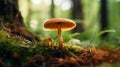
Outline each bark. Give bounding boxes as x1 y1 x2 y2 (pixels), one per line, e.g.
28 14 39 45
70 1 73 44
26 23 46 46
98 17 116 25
0 0 24 27
71 0 84 33
100 0 109 38
0 0 40 41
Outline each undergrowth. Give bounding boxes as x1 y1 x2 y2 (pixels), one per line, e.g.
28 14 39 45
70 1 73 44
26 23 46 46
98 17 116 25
0 30 120 67
0 30 83 66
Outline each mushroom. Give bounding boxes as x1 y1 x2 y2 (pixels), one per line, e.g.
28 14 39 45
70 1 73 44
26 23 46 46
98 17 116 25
43 38 53 47
44 18 76 49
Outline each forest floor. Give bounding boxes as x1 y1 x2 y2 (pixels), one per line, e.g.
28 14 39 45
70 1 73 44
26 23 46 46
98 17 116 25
0 29 120 67
22 46 120 67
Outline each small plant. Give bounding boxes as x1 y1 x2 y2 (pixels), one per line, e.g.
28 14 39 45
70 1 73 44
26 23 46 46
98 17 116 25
88 29 116 46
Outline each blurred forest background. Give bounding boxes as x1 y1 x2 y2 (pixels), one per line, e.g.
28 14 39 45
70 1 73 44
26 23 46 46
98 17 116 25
18 0 120 47
0 0 120 67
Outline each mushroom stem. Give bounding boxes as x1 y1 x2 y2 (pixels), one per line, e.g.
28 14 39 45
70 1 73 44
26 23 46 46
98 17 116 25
58 25 63 49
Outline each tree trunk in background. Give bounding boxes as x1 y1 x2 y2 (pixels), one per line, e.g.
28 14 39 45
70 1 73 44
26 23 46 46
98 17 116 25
50 0 55 18
0 0 40 41
100 0 109 38
71 0 84 33
26 0 32 28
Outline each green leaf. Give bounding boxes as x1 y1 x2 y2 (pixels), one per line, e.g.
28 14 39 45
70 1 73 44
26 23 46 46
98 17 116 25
97 30 116 37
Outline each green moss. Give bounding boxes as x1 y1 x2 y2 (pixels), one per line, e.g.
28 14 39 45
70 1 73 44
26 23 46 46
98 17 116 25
0 30 82 58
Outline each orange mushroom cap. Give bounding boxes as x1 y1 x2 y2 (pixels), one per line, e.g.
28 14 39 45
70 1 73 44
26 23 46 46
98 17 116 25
43 38 53 43
44 18 76 31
